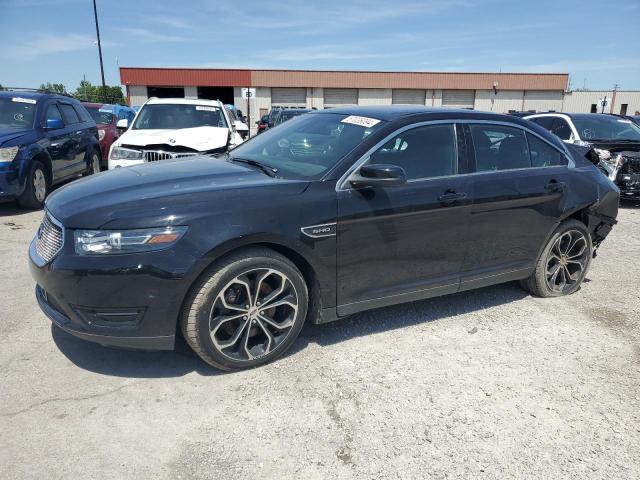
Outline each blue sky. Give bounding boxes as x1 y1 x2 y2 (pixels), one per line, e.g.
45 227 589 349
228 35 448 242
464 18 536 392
1 0 639 92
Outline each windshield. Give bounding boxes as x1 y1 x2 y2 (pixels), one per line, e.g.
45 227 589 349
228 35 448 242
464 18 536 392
85 106 115 125
229 112 385 180
132 103 228 130
0 97 36 129
573 115 640 141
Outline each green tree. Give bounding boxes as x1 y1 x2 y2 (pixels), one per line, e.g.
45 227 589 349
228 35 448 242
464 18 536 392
73 80 125 105
38 82 66 94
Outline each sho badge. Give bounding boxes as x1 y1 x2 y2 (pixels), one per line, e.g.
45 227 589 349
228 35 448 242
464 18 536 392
301 223 336 239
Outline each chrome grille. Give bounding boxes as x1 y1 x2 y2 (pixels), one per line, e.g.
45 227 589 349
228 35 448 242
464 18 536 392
143 150 199 162
35 212 63 263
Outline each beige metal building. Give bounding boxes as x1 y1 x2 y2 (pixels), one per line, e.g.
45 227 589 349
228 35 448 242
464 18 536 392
119 67 639 134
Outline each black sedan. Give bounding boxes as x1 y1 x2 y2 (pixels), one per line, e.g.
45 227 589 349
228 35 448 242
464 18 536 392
30 106 619 370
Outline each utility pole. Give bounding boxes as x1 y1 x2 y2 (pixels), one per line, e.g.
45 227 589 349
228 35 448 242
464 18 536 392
92 0 107 103
611 83 620 115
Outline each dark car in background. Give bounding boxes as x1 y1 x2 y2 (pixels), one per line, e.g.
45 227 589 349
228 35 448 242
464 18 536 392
256 114 269 134
268 107 312 128
30 106 619 370
82 103 136 168
0 91 100 208
526 112 640 199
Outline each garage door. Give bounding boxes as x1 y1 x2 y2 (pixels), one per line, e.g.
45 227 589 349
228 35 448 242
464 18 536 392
324 88 358 108
392 89 426 105
271 88 307 107
442 90 475 109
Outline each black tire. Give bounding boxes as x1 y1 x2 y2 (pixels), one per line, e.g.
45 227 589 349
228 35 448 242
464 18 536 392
84 150 101 176
180 248 308 370
520 219 592 298
17 161 48 209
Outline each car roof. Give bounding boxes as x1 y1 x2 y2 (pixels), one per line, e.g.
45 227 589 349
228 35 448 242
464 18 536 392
314 105 543 125
145 97 222 106
0 90 72 101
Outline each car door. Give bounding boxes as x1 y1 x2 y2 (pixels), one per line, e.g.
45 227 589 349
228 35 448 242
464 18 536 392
42 102 73 181
460 122 571 288
336 122 473 315
58 102 86 174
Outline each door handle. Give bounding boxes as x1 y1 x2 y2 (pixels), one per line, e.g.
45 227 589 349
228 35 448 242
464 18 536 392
438 191 467 205
545 180 566 193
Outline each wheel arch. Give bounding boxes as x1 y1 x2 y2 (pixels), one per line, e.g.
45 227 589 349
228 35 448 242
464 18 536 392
22 147 53 186
176 236 325 336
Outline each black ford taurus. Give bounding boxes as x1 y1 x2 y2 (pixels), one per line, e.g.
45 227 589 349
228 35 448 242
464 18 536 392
29 106 619 370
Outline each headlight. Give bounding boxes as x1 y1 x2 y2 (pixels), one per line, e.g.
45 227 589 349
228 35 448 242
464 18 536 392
0 146 19 162
110 146 143 161
74 226 188 255
98 129 106 141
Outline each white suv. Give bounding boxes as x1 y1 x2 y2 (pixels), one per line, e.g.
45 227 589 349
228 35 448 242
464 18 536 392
108 98 244 169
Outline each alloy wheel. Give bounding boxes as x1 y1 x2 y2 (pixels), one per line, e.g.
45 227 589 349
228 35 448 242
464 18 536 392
545 229 589 293
209 268 299 362
92 153 100 174
33 169 46 202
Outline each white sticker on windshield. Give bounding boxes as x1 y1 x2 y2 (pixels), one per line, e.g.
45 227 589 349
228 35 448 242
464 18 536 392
341 115 381 128
12 97 36 104
196 105 217 111
618 119 632 124
99 107 113 112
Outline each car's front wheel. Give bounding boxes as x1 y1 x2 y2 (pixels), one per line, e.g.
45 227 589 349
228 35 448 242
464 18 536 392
181 248 308 370
521 219 592 297
17 161 48 209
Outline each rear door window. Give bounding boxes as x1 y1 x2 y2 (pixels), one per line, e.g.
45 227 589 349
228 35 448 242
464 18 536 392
527 133 568 167
74 104 93 123
59 103 80 125
470 124 530 171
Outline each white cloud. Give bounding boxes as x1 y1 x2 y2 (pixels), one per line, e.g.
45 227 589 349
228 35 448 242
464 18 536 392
113 27 188 43
0 33 120 59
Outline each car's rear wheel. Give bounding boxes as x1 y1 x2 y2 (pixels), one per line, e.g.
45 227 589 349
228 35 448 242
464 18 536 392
180 248 308 370
85 151 101 175
521 219 592 297
17 161 48 209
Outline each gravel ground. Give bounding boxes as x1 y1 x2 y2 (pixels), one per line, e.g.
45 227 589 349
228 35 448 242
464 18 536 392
1 202 639 480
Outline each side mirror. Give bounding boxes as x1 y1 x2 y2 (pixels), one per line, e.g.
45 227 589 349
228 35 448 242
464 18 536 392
349 163 407 188
116 118 128 129
45 118 64 130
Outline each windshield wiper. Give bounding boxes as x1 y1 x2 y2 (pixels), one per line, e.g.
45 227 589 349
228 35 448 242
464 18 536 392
228 157 279 177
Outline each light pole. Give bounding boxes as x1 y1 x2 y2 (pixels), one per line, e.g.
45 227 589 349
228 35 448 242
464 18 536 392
92 0 107 102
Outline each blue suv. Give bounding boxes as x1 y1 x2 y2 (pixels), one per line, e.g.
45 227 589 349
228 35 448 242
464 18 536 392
0 91 100 208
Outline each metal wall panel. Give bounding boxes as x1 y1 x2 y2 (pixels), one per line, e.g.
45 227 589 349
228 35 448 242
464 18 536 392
522 90 564 112
392 89 426 104
324 88 358 107
271 87 307 106
442 90 475 109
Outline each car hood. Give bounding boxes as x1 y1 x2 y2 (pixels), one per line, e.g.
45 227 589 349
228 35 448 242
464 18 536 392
0 127 32 146
117 126 229 151
45 156 308 229
587 140 640 153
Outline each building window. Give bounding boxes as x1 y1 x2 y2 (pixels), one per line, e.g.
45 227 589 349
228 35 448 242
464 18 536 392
590 104 597 113
620 104 628 116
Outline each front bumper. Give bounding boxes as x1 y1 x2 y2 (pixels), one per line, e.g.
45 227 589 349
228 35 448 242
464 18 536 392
0 168 23 200
28 235 204 351
35 285 174 350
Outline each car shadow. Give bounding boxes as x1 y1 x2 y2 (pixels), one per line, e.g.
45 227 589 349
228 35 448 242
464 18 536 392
52 281 528 378
0 202 40 217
